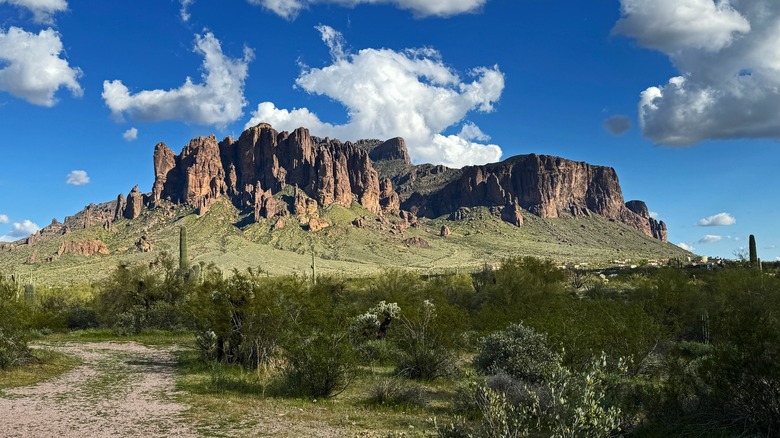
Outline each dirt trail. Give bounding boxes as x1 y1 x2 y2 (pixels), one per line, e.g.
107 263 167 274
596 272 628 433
0 342 195 438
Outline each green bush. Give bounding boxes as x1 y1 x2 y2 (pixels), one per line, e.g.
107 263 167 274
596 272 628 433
475 323 559 383
0 275 33 368
95 252 187 333
284 330 357 398
393 299 464 380
447 354 624 438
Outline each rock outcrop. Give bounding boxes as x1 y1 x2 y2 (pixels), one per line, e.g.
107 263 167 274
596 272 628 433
626 200 668 241
369 137 411 165
402 154 667 241
125 185 144 219
150 125 382 218
57 240 110 257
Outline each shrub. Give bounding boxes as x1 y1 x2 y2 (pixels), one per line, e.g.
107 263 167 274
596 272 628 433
187 268 307 367
368 378 428 407
447 355 624 438
284 330 357 398
475 323 559 383
393 299 463 380
0 275 33 368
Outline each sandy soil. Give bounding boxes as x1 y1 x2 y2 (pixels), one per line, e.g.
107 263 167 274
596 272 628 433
0 342 195 438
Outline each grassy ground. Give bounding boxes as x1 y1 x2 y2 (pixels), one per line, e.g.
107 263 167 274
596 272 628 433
0 348 81 391
0 198 691 286
44 329 195 347
175 348 459 437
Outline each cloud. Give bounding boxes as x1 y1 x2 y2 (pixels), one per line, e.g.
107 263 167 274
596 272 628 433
616 1 780 146
247 0 487 20
678 242 695 252
458 121 491 142
0 214 8 224
246 26 504 168
103 32 254 127
123 127 138 141
614 0 750 53
603 115 632 136
698 234 723 244
180 0 194 21
66 170 89 185
315 24 347 61
0 0 68 23
697 212 736 226
0 27 82 106
649 211 659 219
0 220 40 242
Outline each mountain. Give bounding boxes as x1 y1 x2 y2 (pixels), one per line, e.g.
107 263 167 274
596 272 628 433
0 124 687 285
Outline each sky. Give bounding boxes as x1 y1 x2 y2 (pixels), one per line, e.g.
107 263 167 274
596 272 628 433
1 0 779 260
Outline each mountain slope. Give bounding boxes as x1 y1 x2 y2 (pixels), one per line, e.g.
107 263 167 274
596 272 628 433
0 124 689 285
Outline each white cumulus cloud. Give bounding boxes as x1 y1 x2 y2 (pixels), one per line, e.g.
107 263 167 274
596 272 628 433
0 220 40 242
66 170 89 185
103 32 254 127
678 242 695 252
0 214 8 224
697 212 736 226
0 27 82 106
0 0 68 23
699 234 723 244
248 0 487 20
123 127 138 141
246 26 504 168
649 211 659 219
617 1 780 146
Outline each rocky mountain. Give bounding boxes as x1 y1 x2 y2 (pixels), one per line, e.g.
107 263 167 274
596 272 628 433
4 123 668 253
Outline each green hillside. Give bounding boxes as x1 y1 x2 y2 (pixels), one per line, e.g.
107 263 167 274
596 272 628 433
0 198 690 286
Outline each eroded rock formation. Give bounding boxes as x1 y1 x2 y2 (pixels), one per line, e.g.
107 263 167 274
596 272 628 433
57 240 110 257
402 154 666 241
148 124 382 218
19 123 667 247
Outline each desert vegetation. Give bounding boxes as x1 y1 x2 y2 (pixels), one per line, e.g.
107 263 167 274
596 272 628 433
2 251 779 436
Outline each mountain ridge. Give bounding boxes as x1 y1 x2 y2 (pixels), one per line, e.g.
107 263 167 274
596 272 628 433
0 123 686 285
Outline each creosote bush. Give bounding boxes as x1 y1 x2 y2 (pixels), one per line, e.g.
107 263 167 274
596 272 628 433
0 275 33 368
475 322 559 383
393 299 463 380
284 330 357 398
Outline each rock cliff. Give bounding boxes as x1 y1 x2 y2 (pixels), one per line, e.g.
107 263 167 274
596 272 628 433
20 123 666 246
399 154 667 241
146 124 381 219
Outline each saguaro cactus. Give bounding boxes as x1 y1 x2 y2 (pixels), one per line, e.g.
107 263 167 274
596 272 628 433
24 283 35 303
749 234 758 266
180 226 189 271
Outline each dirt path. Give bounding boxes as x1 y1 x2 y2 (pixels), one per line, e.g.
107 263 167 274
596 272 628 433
0 342 196 438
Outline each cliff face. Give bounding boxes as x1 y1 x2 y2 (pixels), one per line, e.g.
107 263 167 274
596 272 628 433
148 124 382 218
401 154 667 241
37 123 665 246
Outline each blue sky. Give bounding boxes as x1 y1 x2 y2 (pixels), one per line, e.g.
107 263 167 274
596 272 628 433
1 0 778 260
